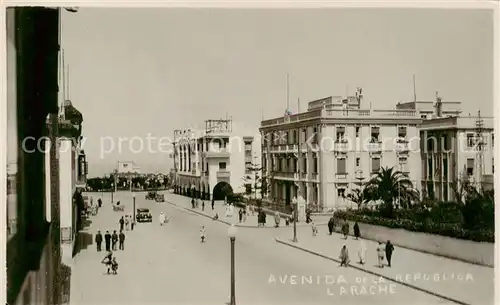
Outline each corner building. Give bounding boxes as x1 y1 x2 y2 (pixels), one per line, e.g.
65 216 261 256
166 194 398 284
173 118 261 200
260 94 422 211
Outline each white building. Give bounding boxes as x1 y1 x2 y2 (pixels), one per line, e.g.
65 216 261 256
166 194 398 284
173 118 261 200
398 98 495 201
260 89 422 212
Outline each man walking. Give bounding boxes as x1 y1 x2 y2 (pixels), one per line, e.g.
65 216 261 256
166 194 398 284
98 197 102 208
119 216 124 232
119 230 125 250
385 240 395 267
211 199 215 210
328 216 335 235
104 231 111 252
201 200 205 211
112 230 118 251
95 230 103 251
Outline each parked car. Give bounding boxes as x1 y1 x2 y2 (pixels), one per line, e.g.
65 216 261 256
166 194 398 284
146 191 157 200
136 208 152 222
155 194 165 203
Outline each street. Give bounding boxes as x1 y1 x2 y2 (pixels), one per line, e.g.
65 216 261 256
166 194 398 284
70 191 460 305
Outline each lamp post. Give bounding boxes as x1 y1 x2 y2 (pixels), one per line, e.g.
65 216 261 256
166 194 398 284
292 196 298 242
227 225 237 305
132 193 136 230
111 182 114 203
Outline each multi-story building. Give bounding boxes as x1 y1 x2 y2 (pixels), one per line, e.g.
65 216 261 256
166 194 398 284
397 98 495 202
260 90 423 211
173 118 261 200
6 7 85 305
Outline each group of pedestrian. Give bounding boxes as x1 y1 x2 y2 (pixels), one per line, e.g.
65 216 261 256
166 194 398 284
238 208 247 223
257 209 267 227
327 217 361 240
95 230 126 252
338 239 394 268
119 215 134 231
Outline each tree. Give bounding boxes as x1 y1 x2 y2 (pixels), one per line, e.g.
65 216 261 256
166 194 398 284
242 157 262 200
364 166 418 217
346 187 369 209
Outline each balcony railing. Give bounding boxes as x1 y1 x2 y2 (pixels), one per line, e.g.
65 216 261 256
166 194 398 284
203 147 231 158
366 142 382 152
216 170 231 179
396 142 410 153
312 173 319 180
334 142 349 152
272 172 299 180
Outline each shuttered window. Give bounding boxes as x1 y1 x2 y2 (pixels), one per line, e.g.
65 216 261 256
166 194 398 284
371 158 380 173
337 158 346 174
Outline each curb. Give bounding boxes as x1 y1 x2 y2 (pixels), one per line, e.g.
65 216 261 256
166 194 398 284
166 201 328 229
275 237 470 305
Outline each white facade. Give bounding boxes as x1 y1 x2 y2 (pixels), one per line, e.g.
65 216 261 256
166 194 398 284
173 119 261 199
261 94 422 211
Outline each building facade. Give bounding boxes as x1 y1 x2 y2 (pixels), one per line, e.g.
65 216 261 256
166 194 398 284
398 100 495 202
260 92 422 211
173 119 261 200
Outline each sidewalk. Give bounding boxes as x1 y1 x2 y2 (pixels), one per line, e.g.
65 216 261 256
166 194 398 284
275 228 494 305
164 192 330 228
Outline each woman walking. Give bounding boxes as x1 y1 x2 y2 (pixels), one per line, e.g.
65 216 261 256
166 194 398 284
339 245 350 267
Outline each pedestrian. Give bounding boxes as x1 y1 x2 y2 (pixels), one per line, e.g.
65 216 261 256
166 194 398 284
243 207 247 222
306 209 312 223
385 240 395 267
274 211 280 228
376 241 385 268
95 230 103 251
250 204 254 216
200 225 206 243
104 231 111 252
98 197 102 208
111 230 118 251
159 212 166 226
311 221 318 236
225 204 230 218
339 245 350 267
191 198 195 209
119 230 125 250
238 208 243 223
119 216 124 232
125 215 130 230
342 221 349 239
353 222 360 239
328 216 334 235
212 211 219 220
211 199 215 210
357 239 367 265
202 200 205 211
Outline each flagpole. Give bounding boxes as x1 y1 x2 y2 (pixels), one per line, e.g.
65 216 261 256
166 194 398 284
413 74 417 102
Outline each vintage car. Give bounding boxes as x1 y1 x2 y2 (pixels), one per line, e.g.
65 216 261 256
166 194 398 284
145 191 157 200
136 208 152 222
155 194 165 203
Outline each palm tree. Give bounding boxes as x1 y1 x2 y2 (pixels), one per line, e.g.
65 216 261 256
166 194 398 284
364 166 418 215
346 188 368 209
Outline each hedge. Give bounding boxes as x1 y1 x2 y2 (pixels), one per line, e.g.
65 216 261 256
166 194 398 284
333 210 494 243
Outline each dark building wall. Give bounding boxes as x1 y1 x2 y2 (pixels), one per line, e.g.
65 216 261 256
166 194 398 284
6 7 61 305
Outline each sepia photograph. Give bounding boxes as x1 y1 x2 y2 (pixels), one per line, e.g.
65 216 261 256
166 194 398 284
2 3 498 305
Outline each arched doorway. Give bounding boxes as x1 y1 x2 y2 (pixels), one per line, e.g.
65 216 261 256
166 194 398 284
213 182 233 201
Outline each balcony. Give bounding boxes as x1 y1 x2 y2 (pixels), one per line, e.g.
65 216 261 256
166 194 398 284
365 142 382 153
311 173 319 180
396 140 410 153
273 172 299 180
334 141 349 153
300 172 308 180
216 170 231 179
203 147 230 158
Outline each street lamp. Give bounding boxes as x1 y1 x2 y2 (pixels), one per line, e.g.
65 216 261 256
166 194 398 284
132 193 136 230
227 225 237 305
292 196 298 243
111 182 114 203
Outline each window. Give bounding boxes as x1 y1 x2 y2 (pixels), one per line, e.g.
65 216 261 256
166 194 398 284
356 157 360 167
294 158 298 172
398 157 408 172
443 158 448 178
219 162 226 170
428 158 433 179
492 133 494 147
292 130 297 144
336 127 345 142
337 188 346 198
355 126 360 138
244 142 252 151
337 158 346 174
442 135 450 151
285 132 289 144
313 127 318 143
313 154 318 173
443 184 448 201
427 136 435 151
467 134 474 147
206 163 208 173
371 158 380 173
467 158 474 176
370 127 380 142
398 126 407 138
302 157 307 173
421 114 427 119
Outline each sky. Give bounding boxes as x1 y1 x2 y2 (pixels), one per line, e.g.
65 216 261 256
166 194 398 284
60 8 494 177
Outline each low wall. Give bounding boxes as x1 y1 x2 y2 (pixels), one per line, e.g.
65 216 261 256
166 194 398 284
344 220 494 267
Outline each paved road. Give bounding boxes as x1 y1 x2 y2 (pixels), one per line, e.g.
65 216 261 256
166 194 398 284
70 191 456 305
